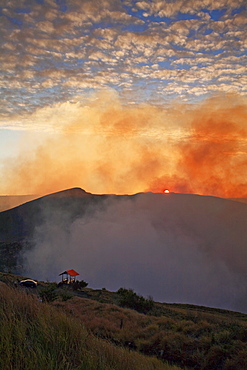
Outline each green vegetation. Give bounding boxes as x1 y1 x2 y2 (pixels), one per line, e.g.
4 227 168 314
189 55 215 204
1 272 247 369
39 284 58 303
72 280 88 291
117 287 154 313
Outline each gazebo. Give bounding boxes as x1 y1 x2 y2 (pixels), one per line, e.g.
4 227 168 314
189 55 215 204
59 269 79 284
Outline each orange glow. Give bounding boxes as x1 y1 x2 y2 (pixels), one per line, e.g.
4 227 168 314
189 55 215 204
0 93 246 198
164 189 170 194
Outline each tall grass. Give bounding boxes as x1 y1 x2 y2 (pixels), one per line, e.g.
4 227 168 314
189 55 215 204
0 282 179 370
54 295 247 369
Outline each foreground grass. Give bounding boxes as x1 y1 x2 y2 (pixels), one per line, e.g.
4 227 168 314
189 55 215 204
1 272 247 369
0 282 179 370
54 296 247 369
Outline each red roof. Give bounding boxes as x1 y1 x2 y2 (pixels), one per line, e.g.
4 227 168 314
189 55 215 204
59 269 79 277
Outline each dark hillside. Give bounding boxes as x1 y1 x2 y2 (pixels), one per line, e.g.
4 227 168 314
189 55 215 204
0 188 247 313
0 188 106 242
0 188 109 272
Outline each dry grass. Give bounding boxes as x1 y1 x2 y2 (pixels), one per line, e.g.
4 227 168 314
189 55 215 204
53 294 247 369
1 272 247 369
0 282 179 370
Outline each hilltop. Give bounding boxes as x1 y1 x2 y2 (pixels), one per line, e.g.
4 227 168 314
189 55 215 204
0 272 247 370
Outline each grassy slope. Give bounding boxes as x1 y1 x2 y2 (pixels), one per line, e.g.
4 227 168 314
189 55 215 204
0 280 179 370
1 273 247 369
53 292 247 369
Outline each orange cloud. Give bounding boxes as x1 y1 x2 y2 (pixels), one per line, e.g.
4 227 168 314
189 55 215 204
0 93 246 198
147 95 247 197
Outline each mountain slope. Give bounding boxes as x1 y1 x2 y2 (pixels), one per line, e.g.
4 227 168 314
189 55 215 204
0 188 108 241
0 195 39 212
0 188 247 313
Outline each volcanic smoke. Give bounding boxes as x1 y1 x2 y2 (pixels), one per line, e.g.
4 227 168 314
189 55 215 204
0 92 246 198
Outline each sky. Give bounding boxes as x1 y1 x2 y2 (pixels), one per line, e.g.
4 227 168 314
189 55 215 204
0 0 247 197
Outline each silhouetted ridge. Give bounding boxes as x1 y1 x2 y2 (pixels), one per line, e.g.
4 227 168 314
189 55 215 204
0 187 106 245
44 187 91 199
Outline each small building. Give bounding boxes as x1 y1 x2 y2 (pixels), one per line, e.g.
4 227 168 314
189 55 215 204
59 269 79 284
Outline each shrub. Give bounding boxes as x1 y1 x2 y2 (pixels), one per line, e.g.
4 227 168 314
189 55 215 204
39 285 58 302
203 345 228 370
59 292 73 301
72 280 88 291
117 288 154 313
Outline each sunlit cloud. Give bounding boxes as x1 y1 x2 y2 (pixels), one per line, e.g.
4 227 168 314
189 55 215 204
0 92 246 198
0 0 246 120
0 0 246 197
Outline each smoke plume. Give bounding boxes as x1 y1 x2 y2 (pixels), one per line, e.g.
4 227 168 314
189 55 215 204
22 192 247 313
0 92 246 198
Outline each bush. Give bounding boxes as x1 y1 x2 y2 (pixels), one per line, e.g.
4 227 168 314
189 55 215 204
203 345 228 370
59 292 73 301
117 288 154 313
72 279 88 291
39 285 58 302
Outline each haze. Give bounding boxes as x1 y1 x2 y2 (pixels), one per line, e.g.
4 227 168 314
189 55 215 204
21 191 247 313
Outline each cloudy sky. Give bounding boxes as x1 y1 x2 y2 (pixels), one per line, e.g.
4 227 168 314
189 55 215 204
0 0 247 197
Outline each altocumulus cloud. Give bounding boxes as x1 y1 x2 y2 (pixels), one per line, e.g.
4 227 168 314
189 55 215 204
0 0 246 117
